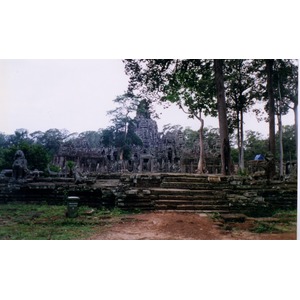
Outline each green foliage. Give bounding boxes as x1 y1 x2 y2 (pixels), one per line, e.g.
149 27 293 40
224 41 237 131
237 168 249 177
100 127 115 147
230 148 239 164
77 131 101 148
66 160 75 170
251 222 278 233
7 129 32 146
31 128 70 156
276 125 296 161
183 127 198 149
48 164 61 172
244 130 268 161
125 59 217 120
210 212 221 221
106 93 145 160
0 141 50 171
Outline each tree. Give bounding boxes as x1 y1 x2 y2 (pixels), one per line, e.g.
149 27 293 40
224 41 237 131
183 127 199 149
31 128 71 156
100 127 115 148
287 61 298 153
77 130 102 148
276 125 296 161
272 60 298 173
244 130 268 161
265 59 276 162
6 129 32 146
107 93 143 168
0 141 50 171
162 60 216 173
0 132 8 148
224 59 256 171
250 59 298 176
214 59 232 175
124 59 233 174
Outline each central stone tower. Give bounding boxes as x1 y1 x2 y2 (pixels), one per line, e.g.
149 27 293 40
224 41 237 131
133 100 159 150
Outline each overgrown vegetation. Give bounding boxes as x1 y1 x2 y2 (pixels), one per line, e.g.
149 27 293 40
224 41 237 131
0 203 136 240
209 209 297 236
251 209 297 233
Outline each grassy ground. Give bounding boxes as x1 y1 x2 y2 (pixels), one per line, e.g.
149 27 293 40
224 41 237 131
250 209 297 233
1 203 297 239
211 209 297 235
0 203 133 240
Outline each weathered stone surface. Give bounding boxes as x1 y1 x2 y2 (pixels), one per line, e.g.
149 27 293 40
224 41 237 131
220 214 247 223
0 173 297 215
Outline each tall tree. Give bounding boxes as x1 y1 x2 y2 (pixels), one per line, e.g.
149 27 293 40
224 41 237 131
30 128 71 156
275 125 296 161
250 59 298 176
107 93 143 169
7 129 32 146
162 60 216 173
224 59 256 171
266 59 276 162
272 59 298 174
214 59 232 175
124 59 233 175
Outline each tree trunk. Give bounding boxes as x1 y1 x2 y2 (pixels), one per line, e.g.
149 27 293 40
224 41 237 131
214 59 231 175
196 111 206 174
266 59 276 177
278 111 283 177
237 109 245 172
277 81 284 177
294 102 298 159
266 60 276 156
237 109 241 168
240 110 245 170
119 149 124 172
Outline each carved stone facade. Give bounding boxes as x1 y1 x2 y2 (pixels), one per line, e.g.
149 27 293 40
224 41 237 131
55 107 221 174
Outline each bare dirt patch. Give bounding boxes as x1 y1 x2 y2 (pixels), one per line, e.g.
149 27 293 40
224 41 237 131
87 211 296 240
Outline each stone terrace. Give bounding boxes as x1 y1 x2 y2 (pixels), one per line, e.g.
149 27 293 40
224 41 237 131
1 173 296 216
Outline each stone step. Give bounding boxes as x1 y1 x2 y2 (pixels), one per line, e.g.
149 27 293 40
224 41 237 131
158 194 225 201
163 175 228 183
150 188 224 196
163 176 209 183
155 199 228 205
155 204 229 210
160 182 228 190
156 209 230 213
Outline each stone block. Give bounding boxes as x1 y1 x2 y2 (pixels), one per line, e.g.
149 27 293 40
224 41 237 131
253 196 264 203
220 214 246 223
125 189 139 195
243 192 257 197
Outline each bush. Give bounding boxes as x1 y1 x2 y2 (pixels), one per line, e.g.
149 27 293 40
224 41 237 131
0 142 50 171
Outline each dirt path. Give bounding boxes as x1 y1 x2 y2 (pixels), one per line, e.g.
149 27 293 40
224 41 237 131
88 212 296 240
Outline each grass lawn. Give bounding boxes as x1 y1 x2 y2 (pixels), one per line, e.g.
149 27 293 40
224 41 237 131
0 203 132 240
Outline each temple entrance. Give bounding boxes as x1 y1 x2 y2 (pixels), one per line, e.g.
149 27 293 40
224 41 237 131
139 154 153 172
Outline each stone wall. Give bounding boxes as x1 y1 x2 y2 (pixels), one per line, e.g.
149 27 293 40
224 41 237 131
0 180 106 207
0 174 297 216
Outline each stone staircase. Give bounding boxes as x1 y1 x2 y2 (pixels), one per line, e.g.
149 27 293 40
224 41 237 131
154 175 229 212
118 174 231 213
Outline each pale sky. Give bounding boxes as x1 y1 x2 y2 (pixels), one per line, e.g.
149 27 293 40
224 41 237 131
0 59 295 137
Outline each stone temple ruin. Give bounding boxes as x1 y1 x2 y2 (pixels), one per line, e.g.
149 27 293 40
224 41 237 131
0 104 297 215
53 104 221 174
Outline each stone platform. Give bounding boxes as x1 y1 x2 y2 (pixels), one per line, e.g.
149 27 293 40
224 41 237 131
0 173 297 215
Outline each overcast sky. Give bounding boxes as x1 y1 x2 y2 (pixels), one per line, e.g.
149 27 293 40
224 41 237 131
0 59 295 137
